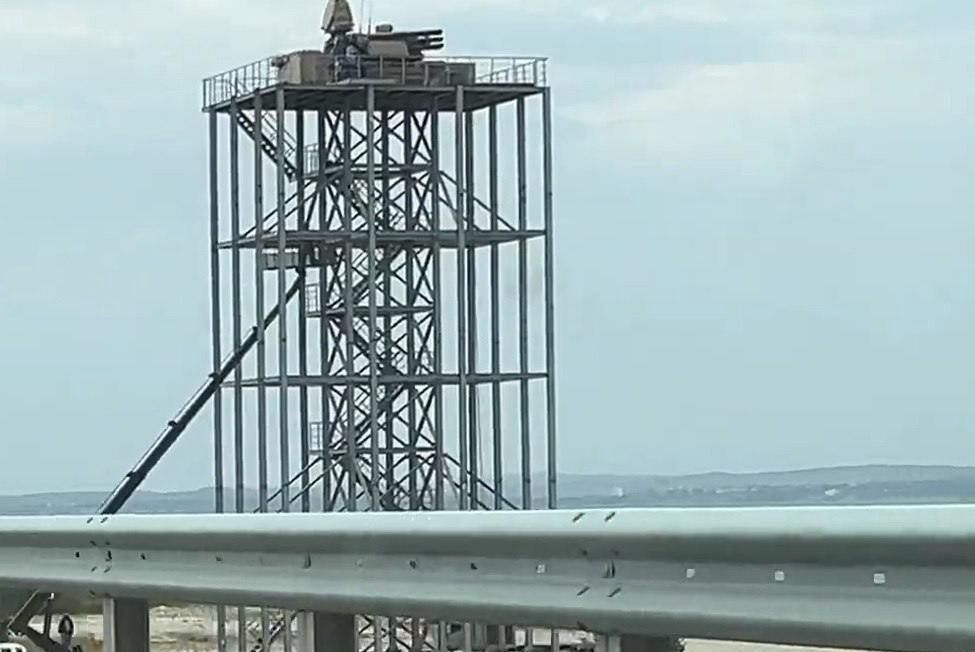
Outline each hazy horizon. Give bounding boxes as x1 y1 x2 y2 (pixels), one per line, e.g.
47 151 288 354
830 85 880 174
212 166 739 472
4 462 975 498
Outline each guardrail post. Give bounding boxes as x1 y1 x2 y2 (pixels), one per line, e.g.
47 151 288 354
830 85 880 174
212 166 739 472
298 612 355 652
102 598 149 652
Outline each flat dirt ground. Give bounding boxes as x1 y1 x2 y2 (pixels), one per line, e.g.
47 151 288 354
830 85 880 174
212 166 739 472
15 610 856 652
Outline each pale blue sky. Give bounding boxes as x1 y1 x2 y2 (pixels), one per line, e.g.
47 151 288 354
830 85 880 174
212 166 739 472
1 1 973 493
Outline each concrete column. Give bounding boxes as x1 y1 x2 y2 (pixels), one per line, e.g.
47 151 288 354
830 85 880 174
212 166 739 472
596 635 684 652
485 625 514 649
298 612 355 652
102 598 149 652
595 634 620 652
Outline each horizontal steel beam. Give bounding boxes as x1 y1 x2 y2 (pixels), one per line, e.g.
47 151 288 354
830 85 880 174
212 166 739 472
1 506 975 652
234 372 547 387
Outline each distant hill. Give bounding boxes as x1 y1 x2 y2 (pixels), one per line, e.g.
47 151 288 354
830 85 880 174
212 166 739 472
561 464 975 491
2 465 975 514
0 488 266 516
555 465 975 508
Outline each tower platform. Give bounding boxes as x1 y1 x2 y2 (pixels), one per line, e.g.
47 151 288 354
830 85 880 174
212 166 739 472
203 53 547 112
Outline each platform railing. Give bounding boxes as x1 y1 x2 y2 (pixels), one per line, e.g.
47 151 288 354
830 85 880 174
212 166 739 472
203 55 548 108
202 56 278 108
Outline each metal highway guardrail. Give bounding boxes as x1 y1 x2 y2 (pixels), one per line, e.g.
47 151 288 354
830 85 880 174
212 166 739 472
1 506 974 652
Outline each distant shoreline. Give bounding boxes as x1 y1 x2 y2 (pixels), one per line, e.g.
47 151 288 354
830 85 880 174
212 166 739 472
3 464 975 514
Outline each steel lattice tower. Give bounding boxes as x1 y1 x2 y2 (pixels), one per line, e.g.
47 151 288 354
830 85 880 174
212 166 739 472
204 52 555 651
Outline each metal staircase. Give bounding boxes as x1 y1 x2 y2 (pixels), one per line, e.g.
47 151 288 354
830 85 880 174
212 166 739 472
236 110 299 180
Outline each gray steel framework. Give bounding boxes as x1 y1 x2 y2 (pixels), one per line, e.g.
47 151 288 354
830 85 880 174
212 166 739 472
206 77 555 651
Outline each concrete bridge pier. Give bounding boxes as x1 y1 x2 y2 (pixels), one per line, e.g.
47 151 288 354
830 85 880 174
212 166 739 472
102 598 149 652
298 612 356 652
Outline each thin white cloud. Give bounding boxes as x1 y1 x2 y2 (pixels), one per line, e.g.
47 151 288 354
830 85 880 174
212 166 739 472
563 61 813 182
580 0 898 28
0 3 132 46
0 104 65 146
0 5 91 40
561 21 974 183
584 2 726 25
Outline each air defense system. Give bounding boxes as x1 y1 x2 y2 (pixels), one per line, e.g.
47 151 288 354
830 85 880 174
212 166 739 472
274 0 475 86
